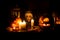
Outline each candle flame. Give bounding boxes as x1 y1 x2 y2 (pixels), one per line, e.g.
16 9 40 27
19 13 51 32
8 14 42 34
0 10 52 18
31 19 34 22
23 20 26 24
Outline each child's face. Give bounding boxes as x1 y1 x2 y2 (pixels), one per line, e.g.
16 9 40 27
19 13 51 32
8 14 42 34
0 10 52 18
25 13 33 22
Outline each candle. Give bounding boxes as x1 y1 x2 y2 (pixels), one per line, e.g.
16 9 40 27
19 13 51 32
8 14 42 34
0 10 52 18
23 20 26 26
31 19 34 27
19 21 22 29
22 20 26 28
19 20 26 29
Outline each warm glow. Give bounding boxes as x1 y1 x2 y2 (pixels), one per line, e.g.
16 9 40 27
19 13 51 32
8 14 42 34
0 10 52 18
16 19 22 24
23 20 26 26
31 19 34 27
19 22 22 25
21 20 26 28
55 17 60 24
56 17 59 20
39 16 43 23
31 19 34 23
43 18 49 22
43 24 50 26
39 16 50 27
56 21 60 24
43 24 46 26
13 27 15 29
12 18 22 27
12 23 16 27
8 17 22 32
47 24 50 26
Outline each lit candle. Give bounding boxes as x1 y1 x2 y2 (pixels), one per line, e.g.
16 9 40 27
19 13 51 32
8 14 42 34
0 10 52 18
19 21 22 29
22 20 26 28
19 20 26 28
23 20 26 26
31 19 34 27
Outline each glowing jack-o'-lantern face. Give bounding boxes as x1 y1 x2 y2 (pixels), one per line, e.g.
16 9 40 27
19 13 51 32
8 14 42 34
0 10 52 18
7 17 22 32
25 11 33 22
39 16 50 27
11 18 22 28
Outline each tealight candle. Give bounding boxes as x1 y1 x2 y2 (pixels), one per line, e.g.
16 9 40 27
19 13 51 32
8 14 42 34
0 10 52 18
23 20 26 26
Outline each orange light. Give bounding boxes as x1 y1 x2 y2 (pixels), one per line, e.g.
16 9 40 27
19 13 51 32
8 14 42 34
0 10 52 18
13 27 16 29
12 23 16 27
31 19 34 27
39 16 50 27
56 17 59 20
43 24 46 26
56 21 60 24
8 17 22 32
47 24 50 26
43 24 50 26
43 18 49 22
55 17 60 24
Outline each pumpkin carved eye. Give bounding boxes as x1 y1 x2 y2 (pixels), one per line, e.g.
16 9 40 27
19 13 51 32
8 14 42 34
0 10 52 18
43 18 49 22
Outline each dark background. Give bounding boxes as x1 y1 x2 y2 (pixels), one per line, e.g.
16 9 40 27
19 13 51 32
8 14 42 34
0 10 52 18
0 0 59 32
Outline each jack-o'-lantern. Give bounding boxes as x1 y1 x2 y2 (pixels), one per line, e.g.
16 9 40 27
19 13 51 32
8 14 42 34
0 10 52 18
12 17 22 28
7 5 23 32
7 17 22 32
39 16 50 28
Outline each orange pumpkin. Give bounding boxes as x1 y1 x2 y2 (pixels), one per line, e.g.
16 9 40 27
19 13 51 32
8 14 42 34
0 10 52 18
39 16 50 27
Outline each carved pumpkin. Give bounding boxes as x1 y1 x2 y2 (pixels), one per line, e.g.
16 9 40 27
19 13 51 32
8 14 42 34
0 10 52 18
7 17 22 32
39 16 50 27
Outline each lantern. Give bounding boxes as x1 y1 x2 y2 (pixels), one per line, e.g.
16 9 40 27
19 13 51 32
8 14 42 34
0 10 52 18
11 4 20 18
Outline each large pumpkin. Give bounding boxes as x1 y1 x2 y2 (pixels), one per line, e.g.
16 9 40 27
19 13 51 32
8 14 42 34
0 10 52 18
11 18 22 30
39 16 50 27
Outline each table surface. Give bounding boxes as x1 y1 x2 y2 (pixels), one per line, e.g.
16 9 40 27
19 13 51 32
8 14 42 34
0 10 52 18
7 26 41 32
